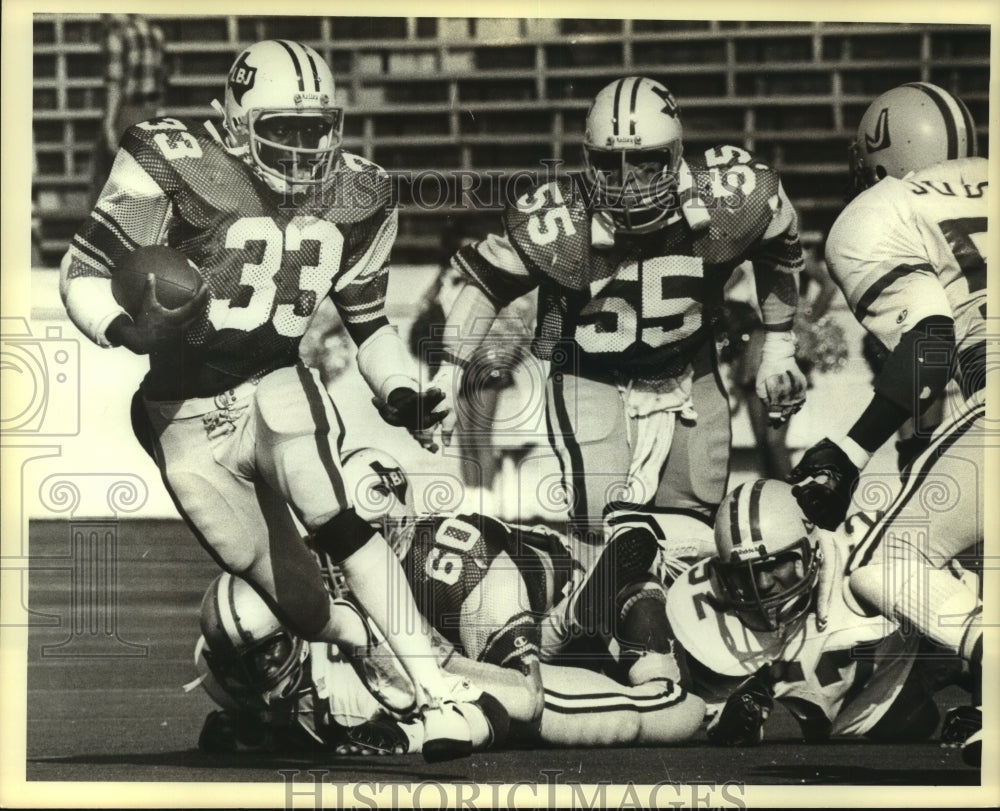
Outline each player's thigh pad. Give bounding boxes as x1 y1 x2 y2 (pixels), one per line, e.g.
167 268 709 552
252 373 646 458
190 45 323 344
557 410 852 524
546 370 630 525
144 400 268 573
849 399 984 571
252 365 351 530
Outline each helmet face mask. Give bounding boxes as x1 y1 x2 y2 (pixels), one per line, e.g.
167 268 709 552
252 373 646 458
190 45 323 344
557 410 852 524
200 573 307 708
713 480 821 634
249 109 343 187
713 538 818 633
583 76 684 234
847 81 977 200
222 40 344 192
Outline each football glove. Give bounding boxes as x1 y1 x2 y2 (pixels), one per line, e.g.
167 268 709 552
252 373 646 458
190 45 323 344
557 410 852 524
755 331 807 427
787 438 860 530
706 672 774 747
372 386 449 450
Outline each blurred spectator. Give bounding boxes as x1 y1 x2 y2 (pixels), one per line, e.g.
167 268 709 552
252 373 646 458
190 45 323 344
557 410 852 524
89 14 167 208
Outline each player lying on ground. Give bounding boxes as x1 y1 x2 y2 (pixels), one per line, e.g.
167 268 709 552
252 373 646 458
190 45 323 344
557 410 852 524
419 76 808 546
665 479 975 753
785 81 986 767
189 448 706 753
60 39 473 760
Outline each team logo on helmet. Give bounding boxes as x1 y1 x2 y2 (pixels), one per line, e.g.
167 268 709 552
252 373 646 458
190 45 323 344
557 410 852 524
864 108 891 152
650 83 680 117
371 460 408 504
228 52 257 105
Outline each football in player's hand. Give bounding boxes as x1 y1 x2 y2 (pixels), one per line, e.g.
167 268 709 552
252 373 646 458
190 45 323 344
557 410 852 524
112 245 204 316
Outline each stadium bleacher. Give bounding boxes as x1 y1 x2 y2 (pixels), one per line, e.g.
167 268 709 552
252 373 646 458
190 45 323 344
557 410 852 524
31 15 990 266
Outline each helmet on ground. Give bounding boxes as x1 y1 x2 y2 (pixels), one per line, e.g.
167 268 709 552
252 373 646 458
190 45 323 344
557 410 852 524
222 39 343 191
712 479 821 633
341 447 417 556
199 572 307 707
848 82 977 199
583 76 684 234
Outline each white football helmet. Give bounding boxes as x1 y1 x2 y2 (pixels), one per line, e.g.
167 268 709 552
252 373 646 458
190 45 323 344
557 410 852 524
583 76 684 234
848 82 977 199
341 447 417 556
221 39 343 191
199 572 307 707
713 479 821 633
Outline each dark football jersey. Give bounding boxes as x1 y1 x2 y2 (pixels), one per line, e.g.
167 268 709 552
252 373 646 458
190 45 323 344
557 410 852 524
64 116 396 399
454 146 803 381
401 513 576 675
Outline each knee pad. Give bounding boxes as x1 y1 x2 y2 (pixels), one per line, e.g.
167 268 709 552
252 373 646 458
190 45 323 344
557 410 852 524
312 508 378 563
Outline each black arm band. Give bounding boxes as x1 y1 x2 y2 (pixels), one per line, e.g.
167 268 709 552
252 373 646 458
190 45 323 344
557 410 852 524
847 392 912 455
872 315 955 413
311 508 378 564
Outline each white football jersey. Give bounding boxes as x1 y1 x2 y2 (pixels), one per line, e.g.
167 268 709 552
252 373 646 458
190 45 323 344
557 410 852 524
825 157 988 367
666 515 920 736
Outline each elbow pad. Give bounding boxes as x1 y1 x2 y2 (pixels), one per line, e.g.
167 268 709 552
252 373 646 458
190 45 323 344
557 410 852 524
873 315 955 414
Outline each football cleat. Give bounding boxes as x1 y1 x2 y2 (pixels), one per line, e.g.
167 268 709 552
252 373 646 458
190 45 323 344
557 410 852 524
339 713 422 756
940 705 982 768
705 671 775 747
565 525 661 639
420 700 474 762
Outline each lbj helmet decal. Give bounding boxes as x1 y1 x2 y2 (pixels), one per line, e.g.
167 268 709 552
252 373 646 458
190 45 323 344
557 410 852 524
228 51 257 105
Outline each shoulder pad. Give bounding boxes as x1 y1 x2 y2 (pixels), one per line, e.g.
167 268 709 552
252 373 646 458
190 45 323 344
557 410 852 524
118 117 268 213
502 178 597 290
687 145 783 261
320 152 394 223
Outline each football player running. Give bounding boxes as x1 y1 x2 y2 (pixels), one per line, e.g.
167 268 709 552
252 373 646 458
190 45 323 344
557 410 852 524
666 480 973 749
424 76 807 544
785 83 985 764
192 447 705 754
60 40 469 758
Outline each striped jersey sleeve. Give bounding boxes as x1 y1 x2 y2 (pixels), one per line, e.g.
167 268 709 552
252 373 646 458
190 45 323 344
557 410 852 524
60 147 173 346
330 206 397 346
452 231 538 307
746 179 806 276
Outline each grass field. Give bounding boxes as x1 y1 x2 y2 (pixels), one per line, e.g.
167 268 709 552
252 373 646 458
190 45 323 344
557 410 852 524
17 517 986 808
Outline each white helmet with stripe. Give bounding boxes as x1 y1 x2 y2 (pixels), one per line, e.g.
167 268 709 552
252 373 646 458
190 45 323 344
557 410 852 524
341 447 416 558
848 81 977 199
221 39 343 191
199 572 307 707
713 479 821 633
583 76 684 234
